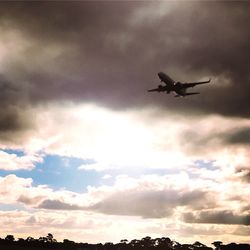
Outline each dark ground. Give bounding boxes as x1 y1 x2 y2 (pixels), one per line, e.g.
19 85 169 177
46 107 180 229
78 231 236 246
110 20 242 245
1 234 250 250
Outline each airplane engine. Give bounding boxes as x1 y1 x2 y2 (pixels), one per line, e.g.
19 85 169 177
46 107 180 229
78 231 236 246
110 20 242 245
174 82 181 89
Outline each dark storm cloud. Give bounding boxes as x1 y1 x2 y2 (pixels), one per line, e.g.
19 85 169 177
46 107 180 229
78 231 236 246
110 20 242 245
86 189 208 218
0 1 250 139
0 1 141 139
29 188 209 218
37 199 83 210
183 210 250 226
235 167 250 183
0 75 32 142
180 125 250 155
233 226 250 236
18 195 45 206
243 171 250 182
225 127 250 145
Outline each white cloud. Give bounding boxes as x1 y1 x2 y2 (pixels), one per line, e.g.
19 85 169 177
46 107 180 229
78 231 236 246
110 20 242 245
0 103 250 244
0 169 249 245
0 150 43 171
1 209 249 246
1 172 248 222
0 175 87 209
102 174 112 180
3 102 250 174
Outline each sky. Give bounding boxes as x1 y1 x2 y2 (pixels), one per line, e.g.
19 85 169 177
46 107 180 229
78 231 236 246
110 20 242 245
0 1 249 246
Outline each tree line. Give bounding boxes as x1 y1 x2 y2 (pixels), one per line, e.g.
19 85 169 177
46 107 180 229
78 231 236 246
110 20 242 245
0 233 249 250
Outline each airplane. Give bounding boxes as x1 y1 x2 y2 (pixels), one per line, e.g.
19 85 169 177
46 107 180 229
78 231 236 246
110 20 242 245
148 72 211 97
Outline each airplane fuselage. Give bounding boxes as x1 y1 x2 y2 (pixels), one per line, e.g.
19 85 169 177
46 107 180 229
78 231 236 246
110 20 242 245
157 72 188 96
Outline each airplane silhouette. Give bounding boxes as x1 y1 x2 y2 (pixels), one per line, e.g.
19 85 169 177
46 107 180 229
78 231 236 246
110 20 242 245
148 72 211 97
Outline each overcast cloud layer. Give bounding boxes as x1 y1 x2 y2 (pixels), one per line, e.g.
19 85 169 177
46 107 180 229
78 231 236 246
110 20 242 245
0 1 249 245
0 2 250 137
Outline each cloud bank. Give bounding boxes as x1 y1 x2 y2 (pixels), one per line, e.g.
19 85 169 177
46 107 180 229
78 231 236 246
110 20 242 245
0 2 249 143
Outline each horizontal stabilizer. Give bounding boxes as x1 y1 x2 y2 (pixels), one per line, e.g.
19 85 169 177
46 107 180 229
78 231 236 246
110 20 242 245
148 88 159 92
185 92 200 96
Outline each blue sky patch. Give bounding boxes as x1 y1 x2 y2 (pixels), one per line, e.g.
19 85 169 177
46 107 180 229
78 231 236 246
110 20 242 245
194 160 218 170
0 203 27 211
0 152 103 193
0 149 204 194
1 149 25 157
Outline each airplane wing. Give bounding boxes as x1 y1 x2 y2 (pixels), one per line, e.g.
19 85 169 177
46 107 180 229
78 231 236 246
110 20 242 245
183 79 211 88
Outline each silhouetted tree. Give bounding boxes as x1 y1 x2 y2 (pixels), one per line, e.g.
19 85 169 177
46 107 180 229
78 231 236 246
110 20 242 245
120 239 128 244
39 236 48 243
104 242 115 250
212 241 223 250
218 243 250 250
63 238 77 250
140 236 152 248
0 234 249 250
63 239 75 244
26 236 35 242
193 241 206 247
156 237 173 249
5 235 15 242
47 233 56 242
129 239 141 248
